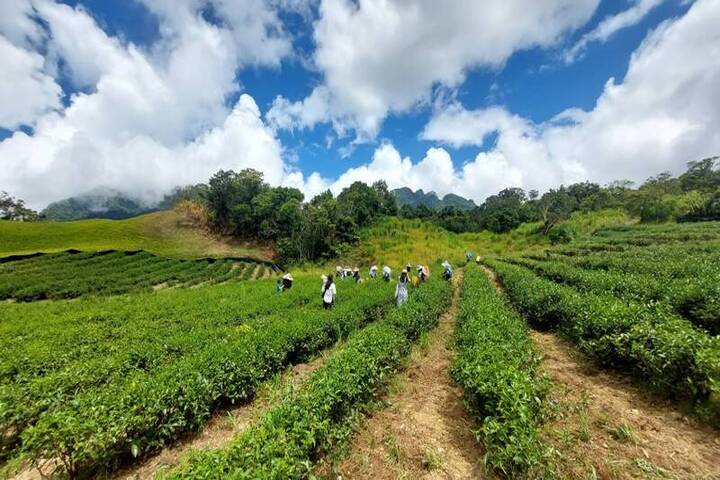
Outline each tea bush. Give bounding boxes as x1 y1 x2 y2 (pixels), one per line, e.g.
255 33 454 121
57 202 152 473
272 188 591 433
169 278 451 479
488 260 719 423
452 265 548 476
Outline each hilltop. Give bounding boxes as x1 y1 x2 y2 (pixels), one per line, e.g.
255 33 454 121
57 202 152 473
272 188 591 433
345 209 632 268
391 187 476 210
0 210 276 260
41 187 154 221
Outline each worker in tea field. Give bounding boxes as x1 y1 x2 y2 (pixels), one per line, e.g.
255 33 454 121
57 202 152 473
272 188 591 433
417 265 429 282
466 251 474 262
336 265 342 278
322 274 336 309
442 260 453 281
282 273 293 290
353 268 362 283
382 265 392 282
369 264 378 279
395 269 409 306
275 278 283 293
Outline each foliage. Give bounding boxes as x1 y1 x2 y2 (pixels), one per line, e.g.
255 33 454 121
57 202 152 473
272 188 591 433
0 191 38 221
0 250 276 302
678 157 720 193
157 184 209 210
13 278 395 476
488 259 720 424
201 170 395 263
476 188 534 233
169 278 451 479
453 265 548 476
508 252 720 335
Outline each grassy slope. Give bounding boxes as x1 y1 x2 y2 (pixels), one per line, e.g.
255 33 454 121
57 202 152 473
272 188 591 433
348 209 632 267
0 211 276 260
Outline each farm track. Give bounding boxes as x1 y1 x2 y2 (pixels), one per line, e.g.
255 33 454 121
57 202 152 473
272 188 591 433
483 266 720 480
112 350 332 480
329 272 488 480
112 348 334 480
9 352 333 480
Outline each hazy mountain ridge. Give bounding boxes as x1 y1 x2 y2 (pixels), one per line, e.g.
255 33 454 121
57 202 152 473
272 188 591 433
391 187 476 210
41 187 154 221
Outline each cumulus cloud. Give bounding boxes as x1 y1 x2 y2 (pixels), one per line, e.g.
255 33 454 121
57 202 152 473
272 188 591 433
564 0 666 63
268 0 600 138
0 0 320 209
417 0 720 200
0 36 62 129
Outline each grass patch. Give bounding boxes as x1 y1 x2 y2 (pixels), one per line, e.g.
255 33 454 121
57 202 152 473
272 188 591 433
0 210 275 260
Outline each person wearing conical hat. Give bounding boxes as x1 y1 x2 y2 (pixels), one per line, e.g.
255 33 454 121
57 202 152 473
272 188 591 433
382 265 391 282
282 272 293 290
395 269 409 306
369 264 378 279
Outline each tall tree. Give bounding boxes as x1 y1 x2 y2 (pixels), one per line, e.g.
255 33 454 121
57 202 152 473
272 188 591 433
0 191 38 221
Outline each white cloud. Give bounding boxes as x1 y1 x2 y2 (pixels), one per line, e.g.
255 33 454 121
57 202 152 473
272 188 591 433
0 0 319 209
418 0 720 200
268 0 600 138
564 0 666 63
0 35 62 129
0 0 44 48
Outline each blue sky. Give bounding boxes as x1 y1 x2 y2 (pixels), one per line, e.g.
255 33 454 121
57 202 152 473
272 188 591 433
1 0 718 208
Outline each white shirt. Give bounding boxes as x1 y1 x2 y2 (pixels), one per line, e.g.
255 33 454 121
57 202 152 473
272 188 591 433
322 282 336 303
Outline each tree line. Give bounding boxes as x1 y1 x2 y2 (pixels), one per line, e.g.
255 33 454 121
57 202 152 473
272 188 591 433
162 169 397 262
400 157 720 240
3 156 718 261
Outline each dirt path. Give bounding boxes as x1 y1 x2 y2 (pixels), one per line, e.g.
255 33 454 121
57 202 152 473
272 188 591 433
110 353 331 480
328 272 487 480
482 266 720 480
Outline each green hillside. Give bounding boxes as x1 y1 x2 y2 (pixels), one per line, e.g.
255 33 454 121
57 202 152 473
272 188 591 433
0 210 276 260
346 209 632 267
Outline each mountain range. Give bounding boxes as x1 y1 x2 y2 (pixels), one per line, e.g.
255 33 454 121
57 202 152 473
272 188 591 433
41 188 153 221
391 188 476 210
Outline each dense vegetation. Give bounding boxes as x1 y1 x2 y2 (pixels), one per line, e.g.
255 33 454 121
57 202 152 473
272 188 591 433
0 250 276 301
200 169 397 262
0 191 38 221
487 221 720 424
400 157 720 236
453 265 547 476
3 276 395 477
170 277 451 479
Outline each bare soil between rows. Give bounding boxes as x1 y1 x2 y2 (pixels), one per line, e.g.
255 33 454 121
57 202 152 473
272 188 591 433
328 272 489 480
483 265 720 480
113 357 328 480
11 353 329 480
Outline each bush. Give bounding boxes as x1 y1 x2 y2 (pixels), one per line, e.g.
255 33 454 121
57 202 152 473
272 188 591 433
453 265 548 476
170 279 451 479
488 259 719 422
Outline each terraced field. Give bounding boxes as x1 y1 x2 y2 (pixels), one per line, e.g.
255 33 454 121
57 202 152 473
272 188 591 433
489 223 720 423
0 250 279 301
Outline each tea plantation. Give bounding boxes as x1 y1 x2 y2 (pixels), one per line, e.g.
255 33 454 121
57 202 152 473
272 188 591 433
0 220 718 479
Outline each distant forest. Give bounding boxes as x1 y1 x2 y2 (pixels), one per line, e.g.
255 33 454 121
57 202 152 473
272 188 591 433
2 156 718 262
